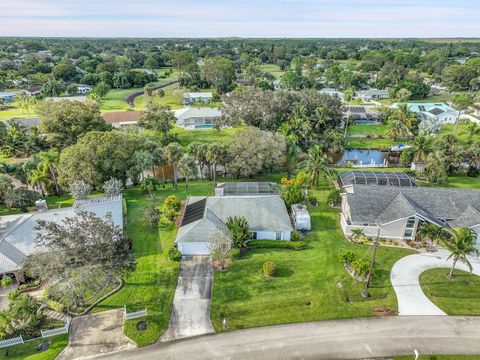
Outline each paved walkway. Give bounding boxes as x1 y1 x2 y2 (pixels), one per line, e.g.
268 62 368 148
57 309 135 360
161 256 214 341
391 249 480 315
99 316 480 360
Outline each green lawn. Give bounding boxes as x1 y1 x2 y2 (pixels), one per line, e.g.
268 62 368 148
100 88 143 112
439 124 480 148
0 106 36 120
259 64 284 79
346 124 387 136
344 136 396 149
420 268 480 316
93 182 214 346
0 334 68 360
418 176 480 190
210 178 414 332
173 127 241 147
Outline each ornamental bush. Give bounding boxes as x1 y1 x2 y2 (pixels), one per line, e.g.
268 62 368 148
291 232 301 242
339 251 356 264
262 261 277 277
248 240 306 250
168 247 182 261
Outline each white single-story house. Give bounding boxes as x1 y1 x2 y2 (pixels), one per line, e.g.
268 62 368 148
183 92 213 105
319 88 344 101
340 185 480 243
0 91 17 103
25 87 42 97
393 102 459 134
357 88 389 102
174 107 221 130
0 195 123 281
176 193 293 255
343 106 382 124
76 85 92 94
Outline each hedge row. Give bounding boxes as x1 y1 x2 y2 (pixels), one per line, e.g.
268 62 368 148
247 240 306 250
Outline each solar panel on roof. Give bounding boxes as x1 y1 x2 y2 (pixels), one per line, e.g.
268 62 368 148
181 198 207 226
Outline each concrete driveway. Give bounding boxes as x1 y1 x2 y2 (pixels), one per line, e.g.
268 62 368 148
57 309 135 360
162 256 214 340
391 249 480 315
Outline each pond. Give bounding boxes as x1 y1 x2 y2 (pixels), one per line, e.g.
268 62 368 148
331 149 399 166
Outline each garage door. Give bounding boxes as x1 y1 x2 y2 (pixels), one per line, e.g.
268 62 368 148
179 242 211 255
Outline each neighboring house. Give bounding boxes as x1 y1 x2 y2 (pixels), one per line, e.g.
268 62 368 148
343 105 382 124
102 111 141 128
0 91 17 103
174 107 221 130
25 86 42 97
338 171 417 193
176 186 293 255
340 185 480 243
393 102 459 134
357 88 389 102
1 118 40 129
76 85 92 94
183 92 213 105
319 88 344 101
0 195 123 281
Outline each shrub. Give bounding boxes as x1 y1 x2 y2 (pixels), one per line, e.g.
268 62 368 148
352 258 370 277
4 188 41 211
0 275 13 288
291 232 301 242
143 205 161 229
162 195 181 221
339 251 356 264
168 247 182 261
228 248 241 259
327 189 341 207
262 261 277 277
307 195 318 207
46 299 66 313
226 216 250 248
18 278 40 290
69 180 92 200
248 240 306 250
103 177 123 195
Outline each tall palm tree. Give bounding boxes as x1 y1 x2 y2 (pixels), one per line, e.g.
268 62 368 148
452 94 475 135
187 142 203 179
298 145 333 188
36 149 60 195
417 223 444 246
286 136 302 177
28 166 48 197
281 104 311 148
178 154 197 191
384 118 410 141
441 228 479 278
396 103 416 131
205 142 225 183
164 142 183 190
412 135 431 164
467 122 480 144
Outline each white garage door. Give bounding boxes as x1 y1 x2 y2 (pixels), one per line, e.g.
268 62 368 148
179 242 211 255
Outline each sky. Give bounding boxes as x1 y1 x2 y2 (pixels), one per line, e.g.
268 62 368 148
1 0 479 38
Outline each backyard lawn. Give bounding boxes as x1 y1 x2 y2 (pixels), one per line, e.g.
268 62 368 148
420 268 480 316
438 123 480 148
0 334 68 360
259 64 284 79
173 127 241 147
346 124 387 136
93 182 214 346
210 178 415 332
344 136 396 149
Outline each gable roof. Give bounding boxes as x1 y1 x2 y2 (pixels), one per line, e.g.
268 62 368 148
175 195 293 244
346 185 480 228
102 111 141 124
174 107 221 121
0 195 123 274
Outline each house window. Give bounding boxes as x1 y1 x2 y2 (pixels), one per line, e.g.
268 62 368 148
251 232 257 240
404 217 416 238
275 232 282 240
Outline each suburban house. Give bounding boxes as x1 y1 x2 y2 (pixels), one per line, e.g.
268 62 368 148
319 88 344 101
25 86 42 97
102 111 141 128
175 182 293 255
0 91 17 103
340 184 480 243
393 102 459 133
343 105 382 125
174 107 221 130
183 92 213 105
0 195 123 282
357 88 389 102
76 85 92 94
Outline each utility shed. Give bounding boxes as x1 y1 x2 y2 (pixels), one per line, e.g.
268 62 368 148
291 204 311 231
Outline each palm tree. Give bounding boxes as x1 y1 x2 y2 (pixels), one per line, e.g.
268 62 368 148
286 136 301 177
282 104 311 147
298 145 333 188
452 94 475 135
153 146 167 188
28 166 48 197
417 223 444 246
178 154 197 191
412 135 431 164
384 118 411 141
205 142 225 183
441 228 479 278
36 149 60 195
164 142 183 190
467 122 480 144
351 228 365 242
396 103 416 131
312 107 327 133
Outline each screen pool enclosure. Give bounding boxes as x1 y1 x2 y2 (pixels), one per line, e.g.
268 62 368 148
215 182 278 196
338 171 417 188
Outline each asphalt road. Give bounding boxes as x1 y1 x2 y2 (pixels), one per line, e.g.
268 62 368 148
98 316 480 360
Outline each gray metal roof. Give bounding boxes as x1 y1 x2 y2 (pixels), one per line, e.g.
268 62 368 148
219 182 278 196
346 185 480 228
174 107 221 121
176 195 293 244
0 195 123 273
339 171 417 188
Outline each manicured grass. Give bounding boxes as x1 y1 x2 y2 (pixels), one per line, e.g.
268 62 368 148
0 106 36 120
439 124 480 148
396 355 480 360
259 64 284 79
346 124 387 136
344 136 396 149
94 182 214 346
100 88 143 112
173 127 241 147
418 176 480 190
420 268 480 316
210 178 415 332
0 334 68 360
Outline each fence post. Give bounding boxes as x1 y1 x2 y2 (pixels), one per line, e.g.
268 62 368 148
20 335 24 344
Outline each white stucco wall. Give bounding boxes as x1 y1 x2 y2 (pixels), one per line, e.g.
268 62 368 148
255 230 291 240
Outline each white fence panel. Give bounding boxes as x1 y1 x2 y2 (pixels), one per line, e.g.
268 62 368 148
0 335 23 348
40 318 70 338
124 306 147 321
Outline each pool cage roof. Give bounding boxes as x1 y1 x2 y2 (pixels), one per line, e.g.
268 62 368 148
339 171 417 188
218 182 278 196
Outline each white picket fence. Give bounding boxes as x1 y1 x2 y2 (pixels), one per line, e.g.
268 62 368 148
0 335 24 348
40 318 70 338
124 305 147 321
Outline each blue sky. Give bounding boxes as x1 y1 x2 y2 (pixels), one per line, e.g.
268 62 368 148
1 0 479 37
